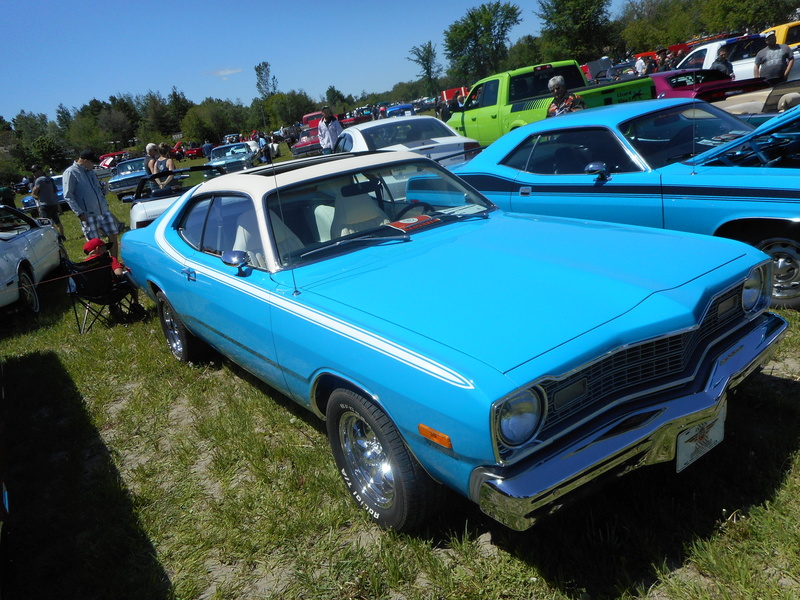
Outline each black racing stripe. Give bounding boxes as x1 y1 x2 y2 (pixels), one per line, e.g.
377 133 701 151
459 174 517 193
460 174 800 200
663 184 800 200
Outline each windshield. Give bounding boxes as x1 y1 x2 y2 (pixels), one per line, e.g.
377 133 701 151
266 159 495 267
361 119 455 150
211 144 250 160
117 158 145 174
618 103 753 168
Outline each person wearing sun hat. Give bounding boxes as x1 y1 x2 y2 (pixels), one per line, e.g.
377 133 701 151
63 149 123 257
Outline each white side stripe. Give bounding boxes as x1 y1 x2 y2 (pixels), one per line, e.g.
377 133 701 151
152 221 475 389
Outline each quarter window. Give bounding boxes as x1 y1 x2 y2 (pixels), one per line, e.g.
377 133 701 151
501 128 642 175
178 195 257 257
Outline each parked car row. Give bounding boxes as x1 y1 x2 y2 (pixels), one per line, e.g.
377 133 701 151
9 92 794 534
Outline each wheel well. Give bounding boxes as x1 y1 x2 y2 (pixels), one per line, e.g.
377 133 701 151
17 260 34 281
147 281 163 299
312 373 371 420
715 218 800 246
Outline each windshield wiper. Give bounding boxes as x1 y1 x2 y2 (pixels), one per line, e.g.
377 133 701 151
300 230 411 259
430 207 491 221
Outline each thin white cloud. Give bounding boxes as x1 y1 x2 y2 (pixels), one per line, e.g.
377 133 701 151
209 68 243 81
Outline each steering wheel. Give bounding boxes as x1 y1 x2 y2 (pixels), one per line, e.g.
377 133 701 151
395 202 435 220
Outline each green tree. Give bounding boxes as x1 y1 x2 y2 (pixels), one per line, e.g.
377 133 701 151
269 90 316 126
536 0 613 64
700 0 797 33
618 0 698 53
444 2 523 84
167 87 195 133
407 41 442 97
325 86 347 111
502 35 544 70
30 135 69 171
12 111 49 145
140 92 173 136
65 114 106 155
97 109 134 149
255 61 279 99
55 104 73 133
180 106 217 143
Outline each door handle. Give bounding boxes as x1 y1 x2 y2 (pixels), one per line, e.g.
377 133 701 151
181 267 196 282
519 186 531 197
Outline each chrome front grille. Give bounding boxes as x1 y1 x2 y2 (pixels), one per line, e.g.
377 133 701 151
539 286 744 434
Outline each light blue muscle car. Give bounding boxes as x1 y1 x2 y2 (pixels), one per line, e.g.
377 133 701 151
453 99 800 309
120 151 787 531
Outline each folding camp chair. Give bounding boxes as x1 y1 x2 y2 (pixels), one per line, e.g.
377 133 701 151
65 255 141 334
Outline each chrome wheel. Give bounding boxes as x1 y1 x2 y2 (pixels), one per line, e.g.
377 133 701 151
757 238 800 307
160 300 183 356
327 387 440 530
339 410 395 509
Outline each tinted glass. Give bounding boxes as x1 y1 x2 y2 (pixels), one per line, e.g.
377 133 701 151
502 128 642 175
619 103 753 168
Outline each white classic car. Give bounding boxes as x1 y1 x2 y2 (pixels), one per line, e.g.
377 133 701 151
0 205 64 313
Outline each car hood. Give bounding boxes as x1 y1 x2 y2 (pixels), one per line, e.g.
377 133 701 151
691 103 800 164
109 170 145 182
291 213 751 375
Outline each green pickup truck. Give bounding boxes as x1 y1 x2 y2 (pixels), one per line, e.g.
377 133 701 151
447 60 655 147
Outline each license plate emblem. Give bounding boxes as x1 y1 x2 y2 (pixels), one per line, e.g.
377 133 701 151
676 404 726 473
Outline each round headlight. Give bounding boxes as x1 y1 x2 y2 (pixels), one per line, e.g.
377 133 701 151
497 389 545 447
742 266 766 312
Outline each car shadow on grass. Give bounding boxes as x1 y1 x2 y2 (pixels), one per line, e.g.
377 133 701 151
1 351 172 600
423 370 800 599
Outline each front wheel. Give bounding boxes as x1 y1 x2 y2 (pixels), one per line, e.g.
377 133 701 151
756 238 800 309
156 291 209 362
327 388 440 531
16 270 39 313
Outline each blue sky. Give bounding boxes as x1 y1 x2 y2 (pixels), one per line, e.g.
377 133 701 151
2 0 624 123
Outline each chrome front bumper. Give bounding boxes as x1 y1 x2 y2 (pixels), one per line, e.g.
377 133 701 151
472 313 788 531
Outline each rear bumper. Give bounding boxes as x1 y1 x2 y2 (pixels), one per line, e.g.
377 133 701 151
472 312 788 531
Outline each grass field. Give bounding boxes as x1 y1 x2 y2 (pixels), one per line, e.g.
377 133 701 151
2 160 799 599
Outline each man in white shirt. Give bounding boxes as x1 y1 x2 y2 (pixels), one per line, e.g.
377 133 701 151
317 107 343 155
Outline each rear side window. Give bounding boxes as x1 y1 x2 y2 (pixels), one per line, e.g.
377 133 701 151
726 38 766 61
679 48 706 70
501 128 642 175
787 25 800 46
335 133 353 153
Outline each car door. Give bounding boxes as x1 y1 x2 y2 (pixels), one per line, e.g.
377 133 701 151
453 79 501 146
170 193 286 387
502 127 665 228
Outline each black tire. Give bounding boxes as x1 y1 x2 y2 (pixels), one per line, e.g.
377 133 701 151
156 291 208 363
15 270 39 314
326 387 440 531
756 237 800 310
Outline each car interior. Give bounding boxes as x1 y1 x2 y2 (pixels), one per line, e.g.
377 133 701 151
177 163 489 269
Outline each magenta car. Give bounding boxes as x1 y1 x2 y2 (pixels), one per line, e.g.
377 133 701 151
650 69 770 103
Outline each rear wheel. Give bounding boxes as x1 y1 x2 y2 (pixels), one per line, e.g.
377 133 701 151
756 237 800 309
15 271 39 314
156 291 208 362
326 387 440 531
